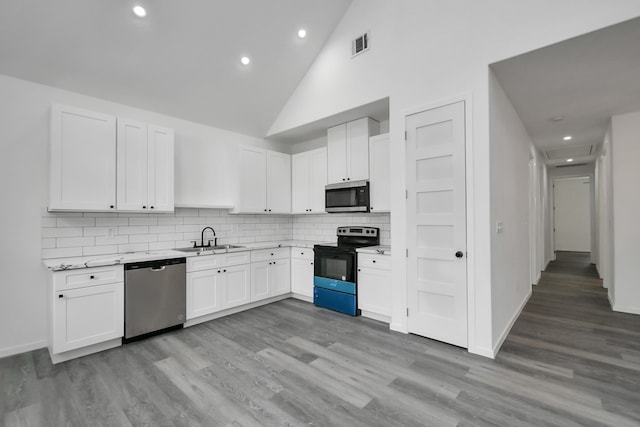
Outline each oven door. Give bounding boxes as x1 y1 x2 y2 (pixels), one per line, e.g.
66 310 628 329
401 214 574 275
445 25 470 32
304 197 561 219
313 246 356 293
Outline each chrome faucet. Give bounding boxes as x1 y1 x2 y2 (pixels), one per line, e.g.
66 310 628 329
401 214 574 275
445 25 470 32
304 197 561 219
197 227 217 248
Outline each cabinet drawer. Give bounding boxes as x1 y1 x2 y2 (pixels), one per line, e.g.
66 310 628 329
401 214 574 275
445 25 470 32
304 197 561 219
358 253 391 270
53 265 124 291
251 247 290 262
187 251 251 272
290 247 314 261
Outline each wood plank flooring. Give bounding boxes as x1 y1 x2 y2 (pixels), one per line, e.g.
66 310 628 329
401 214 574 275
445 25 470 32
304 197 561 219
2 251 640 426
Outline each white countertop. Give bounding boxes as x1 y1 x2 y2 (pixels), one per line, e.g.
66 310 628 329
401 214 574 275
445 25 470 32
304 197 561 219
356 245 391 255
44 239 327 271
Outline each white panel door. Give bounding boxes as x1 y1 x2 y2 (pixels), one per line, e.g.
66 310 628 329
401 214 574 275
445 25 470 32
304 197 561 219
49 105 116 211
251 261 271 301
310 147 328 213
187 270 223 319
224 264 251 309
291 257 314 298
52 282 124 353
406 101 467 348
554 177 591 252
369 133 391 212
346 118 370 181
291 152 311 213
147 125 174 212
116 118 148 211
271 258 291 296
267 151 292 213
238 146 267 213
327 123 347 184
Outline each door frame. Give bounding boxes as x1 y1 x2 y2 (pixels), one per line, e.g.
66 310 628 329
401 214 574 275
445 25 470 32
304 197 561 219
551 175 593 254
402 93 477 352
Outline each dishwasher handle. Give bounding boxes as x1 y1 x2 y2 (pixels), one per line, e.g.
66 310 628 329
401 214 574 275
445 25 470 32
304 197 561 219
150 266 166 272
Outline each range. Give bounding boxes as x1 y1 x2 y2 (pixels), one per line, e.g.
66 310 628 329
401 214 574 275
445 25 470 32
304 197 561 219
313 226 380 316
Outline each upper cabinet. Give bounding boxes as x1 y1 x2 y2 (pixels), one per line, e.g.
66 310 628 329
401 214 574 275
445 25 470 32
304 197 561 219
49 104 174 212
327 117 379 184
369 133 391 212
291 147 327 214
49 105 117 211
236 146 291 214
117 119 174 212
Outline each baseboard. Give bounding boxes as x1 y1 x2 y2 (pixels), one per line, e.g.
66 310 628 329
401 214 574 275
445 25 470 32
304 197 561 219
184 294 290 327
290 293 313 303
468 345 495 359
0 340 47 359
361 310 391 324
390 322 408 334
608 291 615 310
611 302 640 315
49 338 121 364
492 289 532 357
534 271 541 285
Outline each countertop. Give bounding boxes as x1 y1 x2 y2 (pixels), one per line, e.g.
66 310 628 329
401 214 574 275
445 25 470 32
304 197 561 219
356 245 391 255
44 240 327 271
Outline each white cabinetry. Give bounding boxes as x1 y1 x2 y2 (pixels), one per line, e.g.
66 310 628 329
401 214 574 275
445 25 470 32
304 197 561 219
237 146 291 213
369 133 391 212
117 119 174 212
357 252 392 322
290 247 314 300
292 148 327 213
49 104 117 211
49 265 124 363
327 117 379 184
251 247 291 301
186 251 251 320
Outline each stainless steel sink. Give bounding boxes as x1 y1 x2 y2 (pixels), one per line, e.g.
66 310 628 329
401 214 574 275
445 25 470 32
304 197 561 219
174 244 245 253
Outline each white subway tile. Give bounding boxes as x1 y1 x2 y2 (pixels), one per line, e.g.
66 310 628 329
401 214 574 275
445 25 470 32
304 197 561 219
157 233 183 242
96 217 129 226
42 247 83 259
149 225 175 234
42 238 56 249
96 235 128 246
118 226 149 235
119 243 149 253
57 217 95 227
83 245 118 256
83 212 119 218
157 217 183 225
129 216 158 226
129 234 159 244
83 227 111 237
42 227 83 238
149 241 176 251
41 217 57 227
183 217 205 225
57 236 95 248
176 224 198 233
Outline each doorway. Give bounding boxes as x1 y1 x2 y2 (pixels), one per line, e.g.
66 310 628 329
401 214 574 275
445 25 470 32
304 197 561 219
553 176 591 253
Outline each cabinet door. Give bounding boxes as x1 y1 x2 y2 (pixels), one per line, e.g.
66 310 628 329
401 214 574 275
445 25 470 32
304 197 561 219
357 267 392 316
327 123 347 184
291 152 311 213
52 282 124 353
187 270 223 319
251 261 271 302
369 134 391 212
49 105 116 211
309 148 328 213
291 257 314 298
147 125 174 212
271 258 291 297
238 146 267 212
116 118 148 211
346 118 370 181
224 264 251 309
267 151 292 213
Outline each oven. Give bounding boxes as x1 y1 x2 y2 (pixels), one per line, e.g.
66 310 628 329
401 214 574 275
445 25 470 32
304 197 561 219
313 226 379 316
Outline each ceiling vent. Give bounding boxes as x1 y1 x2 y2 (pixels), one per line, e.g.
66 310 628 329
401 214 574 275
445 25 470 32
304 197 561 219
352 32 369 57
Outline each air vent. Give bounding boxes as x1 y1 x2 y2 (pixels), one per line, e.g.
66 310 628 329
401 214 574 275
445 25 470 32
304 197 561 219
555 163 587 168
352 32 369 57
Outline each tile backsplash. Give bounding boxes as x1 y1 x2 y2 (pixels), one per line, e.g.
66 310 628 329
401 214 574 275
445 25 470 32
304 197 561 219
41 208 390 259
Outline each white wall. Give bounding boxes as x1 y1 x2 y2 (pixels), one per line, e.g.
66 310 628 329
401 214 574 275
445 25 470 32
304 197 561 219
610 111 640 315
553 177 592 252
0 73 288 357
595 126 613 289
269 0 640 356
489 71 535 353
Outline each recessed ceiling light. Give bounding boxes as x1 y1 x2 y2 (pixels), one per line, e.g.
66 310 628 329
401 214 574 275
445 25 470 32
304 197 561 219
240 56 250 65
563 136 572 141
567 158 574 163
298 29 307 39
133 5 146 17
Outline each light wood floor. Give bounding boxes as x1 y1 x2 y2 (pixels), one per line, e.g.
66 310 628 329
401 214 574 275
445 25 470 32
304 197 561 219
2 252 640 426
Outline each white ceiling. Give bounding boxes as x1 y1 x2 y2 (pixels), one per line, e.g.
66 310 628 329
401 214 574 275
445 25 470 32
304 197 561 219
491 17 640 166
0 0 352 138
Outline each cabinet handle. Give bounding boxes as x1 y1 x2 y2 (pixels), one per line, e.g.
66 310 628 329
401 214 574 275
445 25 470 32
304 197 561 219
271 253 274 256
150 206 154 209
372 260 376 263
342 178 346 181
357 268 361 272
273 261 276 265
347 177 350 181
268 209 272 212
218 270 221 273
264 209 267 212
310 262 313 265
223 269 227 273
143 205 147 209
90 275 95 279
110 205 114 209
58 294 64 298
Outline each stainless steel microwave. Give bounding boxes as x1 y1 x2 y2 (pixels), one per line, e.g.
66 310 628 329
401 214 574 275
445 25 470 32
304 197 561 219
325 180 370 213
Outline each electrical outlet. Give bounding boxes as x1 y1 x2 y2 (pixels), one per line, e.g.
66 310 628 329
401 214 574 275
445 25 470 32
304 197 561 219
496 221 503 234
107 227 115 239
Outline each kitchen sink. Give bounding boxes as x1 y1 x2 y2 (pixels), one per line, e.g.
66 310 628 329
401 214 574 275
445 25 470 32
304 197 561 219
175 244 245 253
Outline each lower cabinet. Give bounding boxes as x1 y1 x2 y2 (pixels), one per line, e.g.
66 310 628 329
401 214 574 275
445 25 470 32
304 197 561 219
251 247 291 302
291 247 314 299
49 265 124 360
186 253 251 320
357 253 392 321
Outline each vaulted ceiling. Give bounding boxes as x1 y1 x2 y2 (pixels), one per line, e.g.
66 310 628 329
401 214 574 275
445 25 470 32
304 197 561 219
0 0 352 137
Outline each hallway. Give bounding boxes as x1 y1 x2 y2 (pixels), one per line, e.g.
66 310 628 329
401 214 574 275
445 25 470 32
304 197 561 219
499 250 640 424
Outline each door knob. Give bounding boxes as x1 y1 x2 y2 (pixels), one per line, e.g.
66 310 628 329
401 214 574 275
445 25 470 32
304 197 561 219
455 251 464 258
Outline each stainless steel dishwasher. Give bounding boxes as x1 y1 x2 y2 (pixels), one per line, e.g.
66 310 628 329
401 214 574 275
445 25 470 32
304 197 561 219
124 257 186 342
